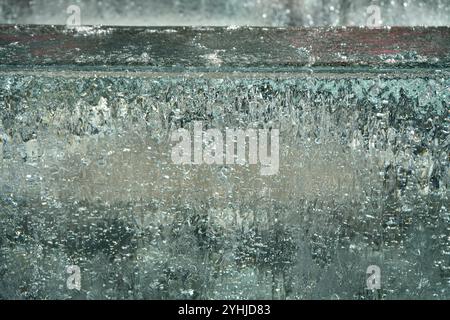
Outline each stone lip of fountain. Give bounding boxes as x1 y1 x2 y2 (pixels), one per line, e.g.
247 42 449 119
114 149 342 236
0 25 449 72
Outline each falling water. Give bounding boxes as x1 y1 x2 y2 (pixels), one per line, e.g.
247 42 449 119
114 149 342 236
0 70 448 299
0 0 449 26
0 0 449 300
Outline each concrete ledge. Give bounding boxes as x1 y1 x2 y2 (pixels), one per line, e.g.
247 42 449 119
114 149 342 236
1 25 449 70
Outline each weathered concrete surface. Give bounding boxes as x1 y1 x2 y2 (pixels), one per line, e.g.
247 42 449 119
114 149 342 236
0 25 449 70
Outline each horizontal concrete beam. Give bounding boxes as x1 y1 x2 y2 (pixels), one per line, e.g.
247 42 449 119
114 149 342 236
0 25 449 71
